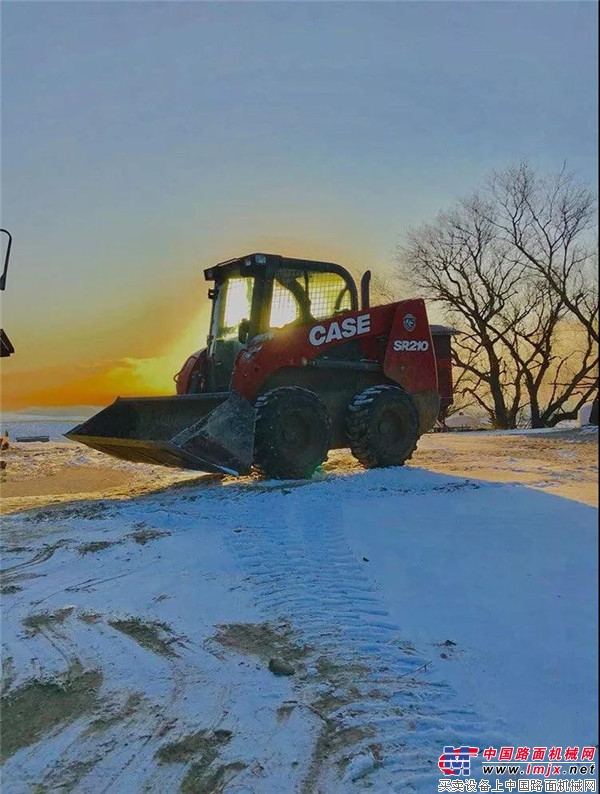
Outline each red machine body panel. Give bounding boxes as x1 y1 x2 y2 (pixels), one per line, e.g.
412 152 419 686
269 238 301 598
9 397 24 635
383 300 437 394
175 349 206 395
231 299 437 401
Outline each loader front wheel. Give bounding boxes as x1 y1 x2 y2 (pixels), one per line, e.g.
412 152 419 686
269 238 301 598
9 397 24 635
254 387 330 479
346 385 420 468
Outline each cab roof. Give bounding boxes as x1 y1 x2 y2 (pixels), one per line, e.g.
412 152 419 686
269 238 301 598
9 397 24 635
203 253 355 284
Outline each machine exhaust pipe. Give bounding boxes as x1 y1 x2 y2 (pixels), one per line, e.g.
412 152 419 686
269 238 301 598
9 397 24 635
360 269 371 309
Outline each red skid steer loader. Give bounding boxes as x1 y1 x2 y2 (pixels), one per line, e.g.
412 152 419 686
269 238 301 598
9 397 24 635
67 254 454 479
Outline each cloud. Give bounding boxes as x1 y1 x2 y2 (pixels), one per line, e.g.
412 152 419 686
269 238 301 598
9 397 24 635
1 355 177 412
1 280 211 412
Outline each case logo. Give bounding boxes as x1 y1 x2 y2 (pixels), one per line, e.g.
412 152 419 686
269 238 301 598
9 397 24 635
403 313 416 332
309 314 371 346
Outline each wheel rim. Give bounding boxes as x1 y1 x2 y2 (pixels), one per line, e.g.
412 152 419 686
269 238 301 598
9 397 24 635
279 409 312 450
377 406 407 447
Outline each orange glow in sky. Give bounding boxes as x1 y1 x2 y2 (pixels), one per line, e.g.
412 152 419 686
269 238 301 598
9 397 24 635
0 237 370 413
1 275 212 413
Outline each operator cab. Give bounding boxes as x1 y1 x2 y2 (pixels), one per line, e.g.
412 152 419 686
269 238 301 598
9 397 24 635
203 253 359 392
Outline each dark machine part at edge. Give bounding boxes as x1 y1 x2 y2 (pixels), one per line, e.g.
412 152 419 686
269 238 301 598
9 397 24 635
1 229 15 357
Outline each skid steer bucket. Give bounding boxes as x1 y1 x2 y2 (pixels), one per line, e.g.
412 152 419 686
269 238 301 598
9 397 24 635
65 392 256 475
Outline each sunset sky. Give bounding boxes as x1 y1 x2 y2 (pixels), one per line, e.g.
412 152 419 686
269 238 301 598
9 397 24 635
1 0 597 415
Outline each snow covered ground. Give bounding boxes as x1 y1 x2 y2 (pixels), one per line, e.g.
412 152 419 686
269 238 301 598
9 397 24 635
0 430 598 792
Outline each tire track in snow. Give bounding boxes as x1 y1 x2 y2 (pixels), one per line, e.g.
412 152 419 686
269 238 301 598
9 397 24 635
224 481 501 791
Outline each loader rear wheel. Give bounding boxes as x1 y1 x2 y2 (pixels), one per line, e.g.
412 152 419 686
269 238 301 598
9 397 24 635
254 387 330 479
346 385 420 468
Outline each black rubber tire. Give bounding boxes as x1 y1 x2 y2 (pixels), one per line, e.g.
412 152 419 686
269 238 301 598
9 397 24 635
253 386 331 479
346 385 420 468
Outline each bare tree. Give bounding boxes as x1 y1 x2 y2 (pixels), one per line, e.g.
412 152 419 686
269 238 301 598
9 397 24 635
371 274 483 421
485 164 598 425
395 163 598 428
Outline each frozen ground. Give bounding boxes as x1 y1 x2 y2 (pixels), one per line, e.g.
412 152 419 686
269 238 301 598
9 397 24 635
0 428 598 792
1 423 597 512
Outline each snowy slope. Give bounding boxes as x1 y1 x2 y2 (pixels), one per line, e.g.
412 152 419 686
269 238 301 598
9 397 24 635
1 465 597 793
